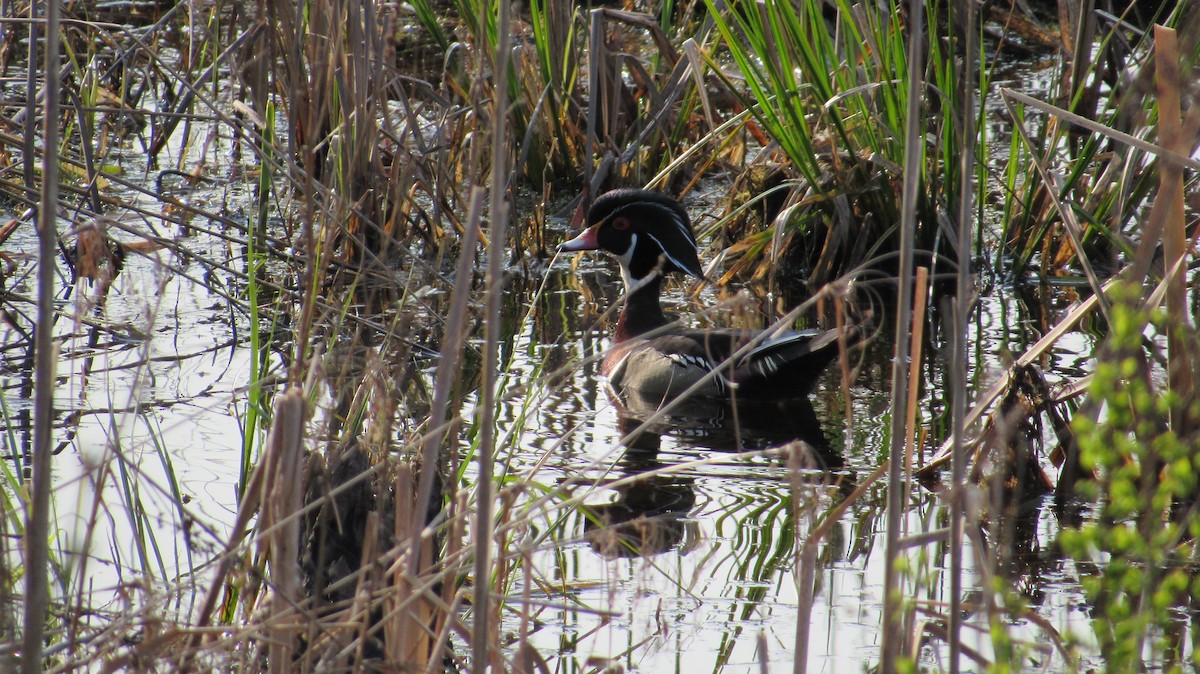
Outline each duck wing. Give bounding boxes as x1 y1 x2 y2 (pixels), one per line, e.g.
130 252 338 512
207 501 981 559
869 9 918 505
607 327 847 400
676 327 844 398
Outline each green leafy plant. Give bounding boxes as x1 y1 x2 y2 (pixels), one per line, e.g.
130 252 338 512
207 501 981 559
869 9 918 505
1061 286 1200 672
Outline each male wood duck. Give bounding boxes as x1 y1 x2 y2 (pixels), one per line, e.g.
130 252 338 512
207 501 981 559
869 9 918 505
560 188 844 402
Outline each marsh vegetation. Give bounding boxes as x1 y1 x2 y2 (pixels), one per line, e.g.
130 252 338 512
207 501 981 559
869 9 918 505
1 0 1199 672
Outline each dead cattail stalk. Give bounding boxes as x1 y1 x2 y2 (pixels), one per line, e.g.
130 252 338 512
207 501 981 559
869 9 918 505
23 0 62 670
391 465 415 664
903 267 929 499
949 3 979 668
414 189 482 559
1154 25 1193 430
427 489 470 673
263 388 307 674
389 463 437 669
585 9 614 196
472 0 515 667
834 293 854 432
881 0 927 668
350 511 381 670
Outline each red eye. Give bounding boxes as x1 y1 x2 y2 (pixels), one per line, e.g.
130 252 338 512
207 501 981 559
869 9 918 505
612 216 631 231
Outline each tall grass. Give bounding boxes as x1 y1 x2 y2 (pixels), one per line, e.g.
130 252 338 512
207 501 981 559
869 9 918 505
5 0 1200 672
701 0 978 289
997 5 1197 279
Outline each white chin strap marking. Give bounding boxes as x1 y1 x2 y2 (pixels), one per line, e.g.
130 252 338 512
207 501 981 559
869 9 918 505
617 234 640 290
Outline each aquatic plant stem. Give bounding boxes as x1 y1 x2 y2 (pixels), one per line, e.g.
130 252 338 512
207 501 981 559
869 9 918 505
264 389 306 674
1154 26 1192 427
240 101 274 499
881 0 925 669
796 459 891 674
24 1 61 671
21 4 36 194
585 10 603 195
474 0 513 667
949 3 979 671
905 267 929 493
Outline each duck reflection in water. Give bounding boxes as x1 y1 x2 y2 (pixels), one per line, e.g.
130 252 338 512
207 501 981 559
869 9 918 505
582 447 700 559
582 397 845 559
617 383 845 461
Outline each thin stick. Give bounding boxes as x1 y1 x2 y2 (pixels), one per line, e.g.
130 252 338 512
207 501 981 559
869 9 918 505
1154 25 1192 430
1000 88 1200 173
21 2 37 194
791 446 817 674
904 266 929 515
586 10 604 197
265 389 306 674
881 0 925 668
473 0 513 667
23 1 62 671
949 2 979 670
414 190 482 551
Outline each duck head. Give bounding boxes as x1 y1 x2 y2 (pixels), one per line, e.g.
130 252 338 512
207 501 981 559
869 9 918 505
560 189 705 291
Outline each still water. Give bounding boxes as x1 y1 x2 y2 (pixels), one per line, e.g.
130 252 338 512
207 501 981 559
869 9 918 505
1 194 1097 671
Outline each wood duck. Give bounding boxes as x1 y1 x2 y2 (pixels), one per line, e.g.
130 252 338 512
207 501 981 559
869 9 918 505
560 189 844 402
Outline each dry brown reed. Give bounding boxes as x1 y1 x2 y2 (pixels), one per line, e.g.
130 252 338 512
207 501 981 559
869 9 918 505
23 1 61 673
880 0 928 669
919 18 1200 487
7 0 1199 671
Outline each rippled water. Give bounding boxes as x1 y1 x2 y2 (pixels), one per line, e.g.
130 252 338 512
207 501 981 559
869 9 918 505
478 249 1098 671
1 174 1103 671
